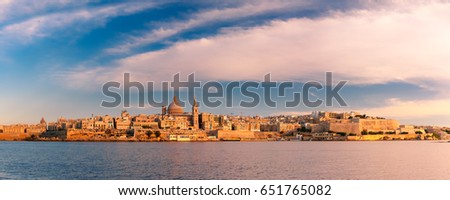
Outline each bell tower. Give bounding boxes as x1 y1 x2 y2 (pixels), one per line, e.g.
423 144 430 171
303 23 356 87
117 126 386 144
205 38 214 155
192 97 199 130
162 106 167 115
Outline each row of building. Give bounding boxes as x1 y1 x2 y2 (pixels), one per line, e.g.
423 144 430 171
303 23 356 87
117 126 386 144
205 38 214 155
1 97 447 140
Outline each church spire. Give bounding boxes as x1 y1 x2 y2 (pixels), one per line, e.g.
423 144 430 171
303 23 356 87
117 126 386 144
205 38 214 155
173 96 180 106
193 96 198 107
40 117 46 124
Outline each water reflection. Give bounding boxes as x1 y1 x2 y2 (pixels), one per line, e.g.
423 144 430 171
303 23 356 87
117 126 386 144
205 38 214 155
0 141 448 180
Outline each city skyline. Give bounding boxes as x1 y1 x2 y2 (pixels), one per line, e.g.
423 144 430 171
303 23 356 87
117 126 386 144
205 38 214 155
1 0 450 126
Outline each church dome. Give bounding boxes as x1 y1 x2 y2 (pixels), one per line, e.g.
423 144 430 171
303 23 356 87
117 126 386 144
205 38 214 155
168 96 184 115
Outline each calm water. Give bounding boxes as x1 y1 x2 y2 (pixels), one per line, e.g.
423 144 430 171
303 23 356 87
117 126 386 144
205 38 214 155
0 141 449 180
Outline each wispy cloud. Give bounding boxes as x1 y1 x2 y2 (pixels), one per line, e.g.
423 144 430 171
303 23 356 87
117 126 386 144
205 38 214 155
59 2 450 92
0 0 94 24
0 1 156 42
104 0 319 54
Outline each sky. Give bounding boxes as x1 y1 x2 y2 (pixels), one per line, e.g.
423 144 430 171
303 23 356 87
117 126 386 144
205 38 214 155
0 0 449 126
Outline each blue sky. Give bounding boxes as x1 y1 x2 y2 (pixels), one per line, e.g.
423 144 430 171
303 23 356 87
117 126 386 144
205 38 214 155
1 0 450 126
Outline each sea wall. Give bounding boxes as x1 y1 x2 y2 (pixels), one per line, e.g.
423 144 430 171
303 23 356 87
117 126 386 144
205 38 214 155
214 130 278 140
0 132 35 141
347 134 422 141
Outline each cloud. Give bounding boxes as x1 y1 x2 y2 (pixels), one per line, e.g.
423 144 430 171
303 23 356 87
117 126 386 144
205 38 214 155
59 2 450 93
104 0 450 54
104 0 317 54
365 98 450 124
0 0 13 22
0 0 94 24
0 1 156 42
